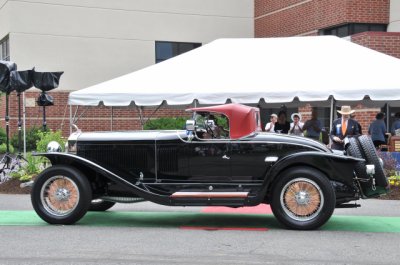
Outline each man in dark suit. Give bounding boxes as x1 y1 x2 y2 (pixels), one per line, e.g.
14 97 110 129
330 106 360 150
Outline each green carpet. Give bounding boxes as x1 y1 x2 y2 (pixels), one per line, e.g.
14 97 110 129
0 210 399 233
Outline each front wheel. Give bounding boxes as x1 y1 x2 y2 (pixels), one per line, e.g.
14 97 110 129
270 167 335 230
31 165 92 224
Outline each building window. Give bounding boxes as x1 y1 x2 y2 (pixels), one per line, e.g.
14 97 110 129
319 23 387 37
0 36 10 61
155 41 201 63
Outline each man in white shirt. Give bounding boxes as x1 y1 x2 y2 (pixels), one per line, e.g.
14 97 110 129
265 114 278 132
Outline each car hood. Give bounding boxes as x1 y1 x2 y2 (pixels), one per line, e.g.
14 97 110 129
74 130 187 142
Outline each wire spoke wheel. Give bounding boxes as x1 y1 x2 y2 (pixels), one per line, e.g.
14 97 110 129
32 165 91 224
280 178 324 222
40 175 80 217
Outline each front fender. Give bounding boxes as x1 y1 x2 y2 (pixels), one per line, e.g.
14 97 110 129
263 151 363 197
33 152 171 205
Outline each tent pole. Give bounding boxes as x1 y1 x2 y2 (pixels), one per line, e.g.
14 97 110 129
136 106 144 130
23 92 27 157
387 103 390 133
111 106 114 131
69 105 72 135
329 97 334 132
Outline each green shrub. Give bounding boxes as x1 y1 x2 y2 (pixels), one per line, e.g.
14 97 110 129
0 127 6 145
144 117 188 130
24 154 42 175
11 126 44 152
10 154 42 182
36 130 65 153
0 143 14 154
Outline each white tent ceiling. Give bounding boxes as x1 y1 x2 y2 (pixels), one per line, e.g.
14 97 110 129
69 36 400 107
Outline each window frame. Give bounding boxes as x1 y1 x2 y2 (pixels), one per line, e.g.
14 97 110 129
0 36 10 61
155 41 201 64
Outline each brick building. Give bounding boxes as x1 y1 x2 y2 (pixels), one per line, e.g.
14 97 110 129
0 0 253 136
1 0 400 138
255 0 400 133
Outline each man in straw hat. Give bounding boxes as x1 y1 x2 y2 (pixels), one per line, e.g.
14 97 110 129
330 105 360 150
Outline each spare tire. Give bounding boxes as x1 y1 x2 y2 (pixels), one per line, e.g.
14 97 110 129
346 137 368 180
357 135 388 197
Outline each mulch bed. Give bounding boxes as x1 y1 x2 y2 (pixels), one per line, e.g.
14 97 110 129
377 188 400 200
0 179 31 194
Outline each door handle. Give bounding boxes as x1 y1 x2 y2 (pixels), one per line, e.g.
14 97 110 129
222 155 230 160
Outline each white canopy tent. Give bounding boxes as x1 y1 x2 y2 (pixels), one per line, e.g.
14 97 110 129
69 36 400 108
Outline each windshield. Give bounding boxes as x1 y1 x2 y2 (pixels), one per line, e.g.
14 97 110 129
194 112 230 139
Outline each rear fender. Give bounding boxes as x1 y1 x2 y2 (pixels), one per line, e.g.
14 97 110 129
262 151 363 199
33 153 170 205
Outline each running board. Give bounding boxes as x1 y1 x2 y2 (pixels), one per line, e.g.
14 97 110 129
99 196 145 203
170 192 249 198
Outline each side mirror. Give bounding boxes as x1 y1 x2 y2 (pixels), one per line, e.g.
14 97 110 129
186 120 195 131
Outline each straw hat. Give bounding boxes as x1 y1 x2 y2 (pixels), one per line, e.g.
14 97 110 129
337 106 355 115
291 113 302 121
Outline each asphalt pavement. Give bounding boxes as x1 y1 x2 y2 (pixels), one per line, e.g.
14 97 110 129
0 194 399 265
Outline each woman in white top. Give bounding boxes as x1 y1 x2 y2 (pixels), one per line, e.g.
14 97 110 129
265 113 278 132
289 113 304 136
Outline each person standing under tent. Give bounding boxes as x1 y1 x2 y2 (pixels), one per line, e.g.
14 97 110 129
350 113 362 135
265 113 277 132
288 113 304 136
368 112 387 148
303 107 322 140
274 111 290 134
391 112 400 136
330 106 360 150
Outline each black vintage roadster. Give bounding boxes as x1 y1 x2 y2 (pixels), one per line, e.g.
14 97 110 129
31 103 388 230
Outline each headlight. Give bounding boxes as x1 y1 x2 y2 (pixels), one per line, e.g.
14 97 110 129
47 141 62 152
67 140 77 154
66 125 81 154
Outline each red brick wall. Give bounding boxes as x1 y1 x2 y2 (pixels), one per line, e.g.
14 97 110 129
351 32 400 58
352 104 381 135
255 0 389 37
297 104 379 135
1 91 190 137
0 92 384 139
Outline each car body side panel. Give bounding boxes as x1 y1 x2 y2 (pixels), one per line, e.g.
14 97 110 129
33 153 171 205
76 140 156 182
258 151 362 203
230 141 313 182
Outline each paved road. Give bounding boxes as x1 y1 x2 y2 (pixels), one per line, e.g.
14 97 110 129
0 194 399 265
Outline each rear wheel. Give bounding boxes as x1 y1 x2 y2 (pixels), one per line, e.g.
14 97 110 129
270 167 335 230
31 165 92 224
89 199 116 211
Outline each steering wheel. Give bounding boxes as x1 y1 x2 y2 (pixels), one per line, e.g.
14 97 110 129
204 121 215 138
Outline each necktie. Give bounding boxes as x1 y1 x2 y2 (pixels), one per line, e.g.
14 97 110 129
342 120 347 135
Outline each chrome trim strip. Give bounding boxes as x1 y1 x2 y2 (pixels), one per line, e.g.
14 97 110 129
265 156 279 162
170 191 249 198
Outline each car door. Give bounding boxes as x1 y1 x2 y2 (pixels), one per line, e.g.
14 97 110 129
187 138 231 183
229 139 269 182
